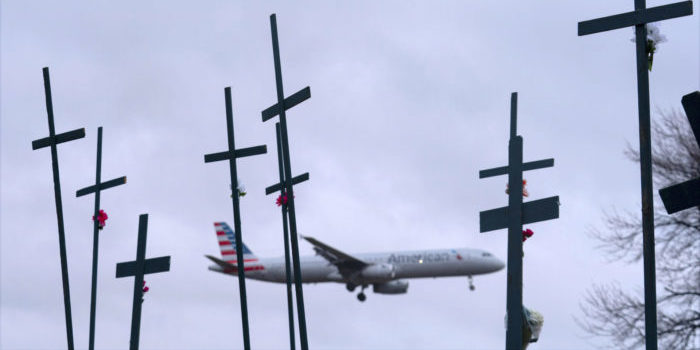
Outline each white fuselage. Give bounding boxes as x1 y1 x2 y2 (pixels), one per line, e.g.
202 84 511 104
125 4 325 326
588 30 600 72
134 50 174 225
208 247 504 285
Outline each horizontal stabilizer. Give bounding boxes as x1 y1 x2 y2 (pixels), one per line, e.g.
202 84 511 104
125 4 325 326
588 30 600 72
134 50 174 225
205 255 236 271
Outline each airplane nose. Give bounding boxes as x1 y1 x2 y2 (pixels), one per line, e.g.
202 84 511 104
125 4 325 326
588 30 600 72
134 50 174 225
492 258 505 272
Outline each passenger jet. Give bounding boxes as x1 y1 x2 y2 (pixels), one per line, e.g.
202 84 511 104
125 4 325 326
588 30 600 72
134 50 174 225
206 222 504 302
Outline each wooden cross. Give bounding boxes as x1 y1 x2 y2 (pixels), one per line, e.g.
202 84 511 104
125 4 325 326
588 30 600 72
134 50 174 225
116 214 171 350
659 91 700 214
204 86 267 350
479 93 559 350
76 126 127 350
578 3 693 348
261 14 312 350
31 67 86 350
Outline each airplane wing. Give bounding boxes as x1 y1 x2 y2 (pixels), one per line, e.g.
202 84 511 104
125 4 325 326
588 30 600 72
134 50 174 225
205 254 236 271
302 236 368 276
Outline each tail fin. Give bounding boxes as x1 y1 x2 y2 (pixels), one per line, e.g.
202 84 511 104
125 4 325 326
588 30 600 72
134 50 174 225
214 222 259 265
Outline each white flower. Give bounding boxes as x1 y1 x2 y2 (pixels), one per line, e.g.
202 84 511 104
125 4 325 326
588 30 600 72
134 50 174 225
646 23 667 44
629 23 667 44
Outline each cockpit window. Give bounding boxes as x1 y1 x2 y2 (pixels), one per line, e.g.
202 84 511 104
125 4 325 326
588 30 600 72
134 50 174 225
482 252 492 257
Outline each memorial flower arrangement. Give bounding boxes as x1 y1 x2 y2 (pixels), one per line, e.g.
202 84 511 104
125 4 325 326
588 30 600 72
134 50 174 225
230 179 246 198
92 209 108 230
631 23 667 71
276 194 292 206
505 180 529 197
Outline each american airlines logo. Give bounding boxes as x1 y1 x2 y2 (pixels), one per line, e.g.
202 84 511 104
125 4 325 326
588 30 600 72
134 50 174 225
387 252 450 264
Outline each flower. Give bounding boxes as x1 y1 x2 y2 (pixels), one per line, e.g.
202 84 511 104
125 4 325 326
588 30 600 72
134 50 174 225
92 210 108 229
505 180 529 197
522 228 534 242
631 23 667 71
143 280 149 293
276 194 295 206
230 179 246 198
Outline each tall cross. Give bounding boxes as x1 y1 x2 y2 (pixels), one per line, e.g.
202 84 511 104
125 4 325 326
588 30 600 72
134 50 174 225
265 123 307 350
479 93 559 350
204 86 267 350
115 214 171 350
578 2 693 348
261 14 312 350
659 91 700 213
76 127 127 350
31 67 86 350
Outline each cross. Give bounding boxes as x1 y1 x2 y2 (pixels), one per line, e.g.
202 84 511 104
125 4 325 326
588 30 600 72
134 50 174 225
261 14 312 350
31 67 86 350
479 93 559 350
578 3 693 348
116 214 171 350
659 91 700 214
204 86 267 350
267 122 310 350
76 127 127 350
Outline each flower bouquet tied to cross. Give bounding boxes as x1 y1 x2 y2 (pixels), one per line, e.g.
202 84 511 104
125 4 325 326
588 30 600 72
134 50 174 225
631 23 667 71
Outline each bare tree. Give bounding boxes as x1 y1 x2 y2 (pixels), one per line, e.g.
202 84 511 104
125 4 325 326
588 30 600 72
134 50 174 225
578 110 700 350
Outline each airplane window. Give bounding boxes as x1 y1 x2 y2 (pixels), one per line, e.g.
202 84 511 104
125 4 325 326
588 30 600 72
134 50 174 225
482 252 492 257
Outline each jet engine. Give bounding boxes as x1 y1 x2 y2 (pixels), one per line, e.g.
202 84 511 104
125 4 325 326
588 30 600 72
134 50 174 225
361 263 396 282
373 280 409 294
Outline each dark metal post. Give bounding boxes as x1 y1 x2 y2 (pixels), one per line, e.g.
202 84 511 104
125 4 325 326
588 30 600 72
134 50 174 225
31 67 87 350
115 215 170 350
633 3 658 346
479 93 559 349
204 87 267 350
276 123 296 350
505 94 523 349
577 3 693 348
269 14 309 349
76 127 127 350
89 128 103 350
129 215 149 350
225 88 252 350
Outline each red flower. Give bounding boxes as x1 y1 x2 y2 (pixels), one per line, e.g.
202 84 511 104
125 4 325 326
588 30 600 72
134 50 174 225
276 194 295 206
505 180 529 197
92 210 108 229
522 228 534 242
143 280 149 293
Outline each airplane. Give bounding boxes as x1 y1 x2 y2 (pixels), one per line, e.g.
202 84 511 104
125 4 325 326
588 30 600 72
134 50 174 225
206 222 505 302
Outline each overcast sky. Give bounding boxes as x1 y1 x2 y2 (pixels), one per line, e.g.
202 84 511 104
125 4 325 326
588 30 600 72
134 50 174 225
1 1 698 349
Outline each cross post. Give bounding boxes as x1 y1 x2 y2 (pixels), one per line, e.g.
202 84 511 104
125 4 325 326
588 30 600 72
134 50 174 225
261 14 312 349
272 122 298 350
479 93 559 350
658 91 700 213
76 127 127 350
204 87 267 350
578 3 693 348
31 67 86 350
115 214 171 350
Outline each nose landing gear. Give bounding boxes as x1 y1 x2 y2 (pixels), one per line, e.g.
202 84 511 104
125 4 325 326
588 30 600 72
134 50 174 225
357 284 368 302
346 283 356 292
468 275 475 291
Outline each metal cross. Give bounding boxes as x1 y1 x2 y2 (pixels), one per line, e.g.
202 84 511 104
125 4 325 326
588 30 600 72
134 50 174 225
204 86 267 350
76 126 127 350
479 93 559 350
261 14 313 350
115 214 171 350
578 3 693 348
31 67 86 350
659 91 700 213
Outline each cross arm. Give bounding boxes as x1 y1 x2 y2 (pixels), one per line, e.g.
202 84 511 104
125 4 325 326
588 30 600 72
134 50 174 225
116 256 171 278
681 91 699 144
480 196 560 233
578 1 692 36
266 172 310 195
76 176 127 197
204 145 267 163
32 128 86 150
479 158 554 179
262 86 311 122
659 178 700 214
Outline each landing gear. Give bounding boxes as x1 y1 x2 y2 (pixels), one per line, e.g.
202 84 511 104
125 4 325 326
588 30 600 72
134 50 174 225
346 283 356 292
468 276 475 291
357 284 367 302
